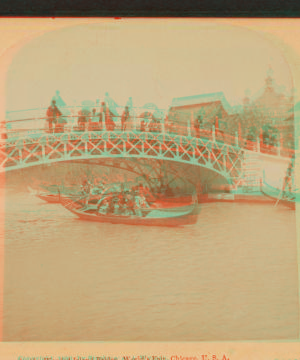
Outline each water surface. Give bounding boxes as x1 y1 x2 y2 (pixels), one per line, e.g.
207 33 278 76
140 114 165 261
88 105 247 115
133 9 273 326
3 189 299 341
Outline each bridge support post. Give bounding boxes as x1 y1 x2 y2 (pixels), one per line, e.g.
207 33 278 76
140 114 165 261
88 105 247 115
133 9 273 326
42 144 45 159
223 146 227 170
235 131 239 146
161 115 165 134
18 149 22 165
103 110 107 131
187 113 192 137
212 125 216 142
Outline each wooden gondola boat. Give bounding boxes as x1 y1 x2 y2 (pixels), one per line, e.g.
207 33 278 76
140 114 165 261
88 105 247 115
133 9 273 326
260 178 296 210
61 193 199 227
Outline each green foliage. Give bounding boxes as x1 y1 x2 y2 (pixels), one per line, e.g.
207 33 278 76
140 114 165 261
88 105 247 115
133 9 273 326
246 126 258 141
262 124 279 146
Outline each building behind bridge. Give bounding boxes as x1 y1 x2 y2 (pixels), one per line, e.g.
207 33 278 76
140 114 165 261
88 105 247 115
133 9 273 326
168 68 295 147
241 68 294 147
168 92 235 136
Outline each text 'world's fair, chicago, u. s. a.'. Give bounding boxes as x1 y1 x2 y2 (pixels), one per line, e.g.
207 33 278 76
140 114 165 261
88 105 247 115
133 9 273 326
18 354 231 360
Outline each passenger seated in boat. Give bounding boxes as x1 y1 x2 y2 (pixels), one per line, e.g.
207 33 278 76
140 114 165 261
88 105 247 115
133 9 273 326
115 193 125 214
112 197 122 215
92 181 105 195
120 191 137 216
98 199 109 215
121 202 132 216
123 191 135 215
106 197 115 214
138 189 150 207
133 190 150 216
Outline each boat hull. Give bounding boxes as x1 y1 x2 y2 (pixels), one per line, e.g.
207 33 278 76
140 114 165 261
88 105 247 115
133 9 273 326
62 197 199 227
37 194 61 203
37 193 77 204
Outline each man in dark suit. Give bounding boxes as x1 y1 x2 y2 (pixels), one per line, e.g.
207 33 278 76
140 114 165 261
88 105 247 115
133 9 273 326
46 100 62 133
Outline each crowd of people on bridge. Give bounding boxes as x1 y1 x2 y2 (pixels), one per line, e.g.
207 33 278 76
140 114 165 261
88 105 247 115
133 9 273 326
45 93 166 134
44 91 250 142
43 91 296 160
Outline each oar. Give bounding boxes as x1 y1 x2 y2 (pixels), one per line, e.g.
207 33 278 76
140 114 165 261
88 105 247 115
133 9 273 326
274 189 283 207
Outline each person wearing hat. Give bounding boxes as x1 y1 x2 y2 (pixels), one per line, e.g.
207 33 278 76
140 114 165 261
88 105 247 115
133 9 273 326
140 119 146 132
77 108 90 132
46 100 62 133
194 114 202 138
126 97 133 109
133 189 149 217
103 102 116 131
111 196 120 215
124 190 135 215
89 108 97 131
98 198 109 215
121 106 130 131
119 190 130 215
138 187 150 208
53 90 66 108
96 102 106 131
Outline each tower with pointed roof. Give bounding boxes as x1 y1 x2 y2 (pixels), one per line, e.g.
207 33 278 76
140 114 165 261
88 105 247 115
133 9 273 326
244 67 294 148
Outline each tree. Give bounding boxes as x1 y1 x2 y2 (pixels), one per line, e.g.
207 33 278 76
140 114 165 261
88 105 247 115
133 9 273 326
246 126 258 141
262 124 279 146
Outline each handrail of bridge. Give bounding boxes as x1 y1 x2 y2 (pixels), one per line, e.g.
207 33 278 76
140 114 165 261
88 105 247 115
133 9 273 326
5 105 168 123
2 108 295 158
0 115 236 144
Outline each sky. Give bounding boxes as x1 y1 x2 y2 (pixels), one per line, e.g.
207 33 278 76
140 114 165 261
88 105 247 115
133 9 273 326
5 20 294 113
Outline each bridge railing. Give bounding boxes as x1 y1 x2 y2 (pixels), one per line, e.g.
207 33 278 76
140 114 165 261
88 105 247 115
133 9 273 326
3 106 296 158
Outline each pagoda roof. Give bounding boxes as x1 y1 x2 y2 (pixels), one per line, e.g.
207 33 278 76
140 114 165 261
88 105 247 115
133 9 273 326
170 92 233 114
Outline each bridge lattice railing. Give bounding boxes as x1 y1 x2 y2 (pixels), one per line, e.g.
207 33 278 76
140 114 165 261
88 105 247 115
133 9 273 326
3 105 295 158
